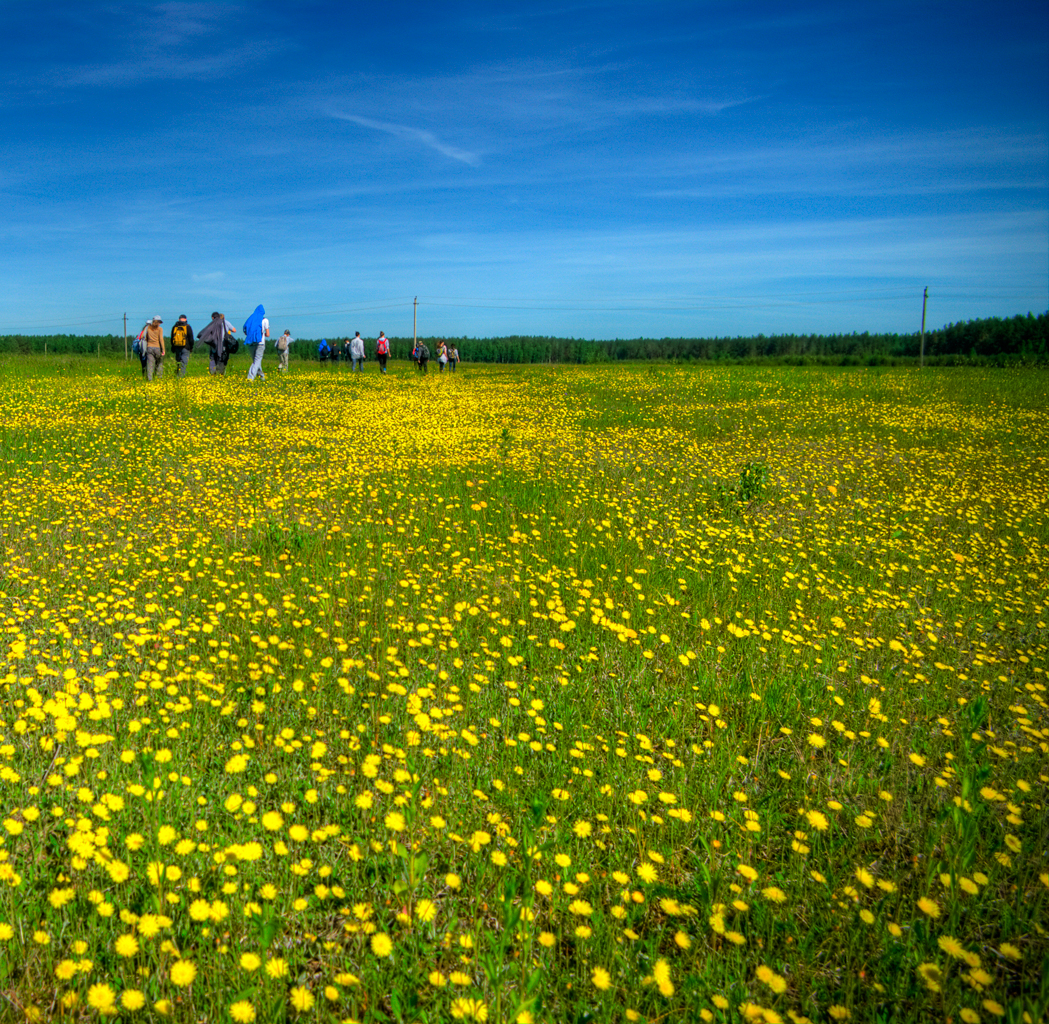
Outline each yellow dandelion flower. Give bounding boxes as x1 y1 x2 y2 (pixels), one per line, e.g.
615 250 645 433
652 958 674 997
114 933 139 957
87 985 117 1014
121 990 146 1011
169 960 196 987
289 987 315 1012
229 1001 257 1024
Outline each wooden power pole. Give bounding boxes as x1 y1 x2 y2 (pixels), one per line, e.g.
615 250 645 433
413 296 418 348
124 313 128 361
920 287 928 368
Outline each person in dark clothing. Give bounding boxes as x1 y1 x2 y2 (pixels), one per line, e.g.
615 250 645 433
198 312 236 376
417 341 430 373
170 315 195 377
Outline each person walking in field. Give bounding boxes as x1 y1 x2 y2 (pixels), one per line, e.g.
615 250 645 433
376 330 390 373
437 339 448 372
243 304 268 381
144 316 165 381
170 314 195 377
133 321 150 376
198 312 237 376
350 331 366 372
276 330 293 372
417 340 430 373
450 344 460 371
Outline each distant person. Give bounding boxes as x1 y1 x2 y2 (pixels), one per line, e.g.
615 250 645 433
133 321 150 376
144 316 165 380
417 340 430 373
350 331 366 372
450 345 460 372
410 339 420 371
437 340 448 373
276 330 293 372
243 304 267 381
318 338 331 363
170 314 195 377
376 330 390 373
198 312 237 376
339 338 352 364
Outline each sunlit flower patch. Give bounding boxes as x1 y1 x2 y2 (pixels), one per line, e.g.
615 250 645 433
0 362 1045 1021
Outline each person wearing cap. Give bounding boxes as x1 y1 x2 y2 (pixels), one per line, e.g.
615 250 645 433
144 316 165 381
170 314 195 378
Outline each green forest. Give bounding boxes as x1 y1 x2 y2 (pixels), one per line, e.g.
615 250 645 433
2 311 1047 365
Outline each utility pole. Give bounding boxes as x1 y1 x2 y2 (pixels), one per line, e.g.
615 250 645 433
124 313 128 361
413 296 418 348
920 287 928 368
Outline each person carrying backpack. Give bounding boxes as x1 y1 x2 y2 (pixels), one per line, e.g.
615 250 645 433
276 330 293 372
376 331 390 374
318 338 331 363
132 321 150 376
170 315 195 377
198 312 237 376
417 341 430 374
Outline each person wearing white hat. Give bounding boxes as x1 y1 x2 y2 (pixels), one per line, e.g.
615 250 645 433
144 316 165 381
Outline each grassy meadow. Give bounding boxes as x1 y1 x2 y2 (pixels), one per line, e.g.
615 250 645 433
0 356 1046 1023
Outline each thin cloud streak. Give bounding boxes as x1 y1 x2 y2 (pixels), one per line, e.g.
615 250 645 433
327 110 480 165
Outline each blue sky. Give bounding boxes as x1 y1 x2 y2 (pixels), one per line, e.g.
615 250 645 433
2 1 1046 339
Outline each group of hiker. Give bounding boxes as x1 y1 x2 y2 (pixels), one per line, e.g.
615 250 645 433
317 331 391 373
313 334 461 373
409 339 460 373
133 308 462 381
132 305 292 381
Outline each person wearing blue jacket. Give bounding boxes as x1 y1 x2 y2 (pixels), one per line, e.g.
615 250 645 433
243 304 268 381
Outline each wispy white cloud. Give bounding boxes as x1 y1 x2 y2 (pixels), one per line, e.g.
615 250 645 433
326 110 479 165
192 271 225 283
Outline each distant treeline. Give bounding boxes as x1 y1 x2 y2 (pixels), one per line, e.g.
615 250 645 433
3 311 1046 365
